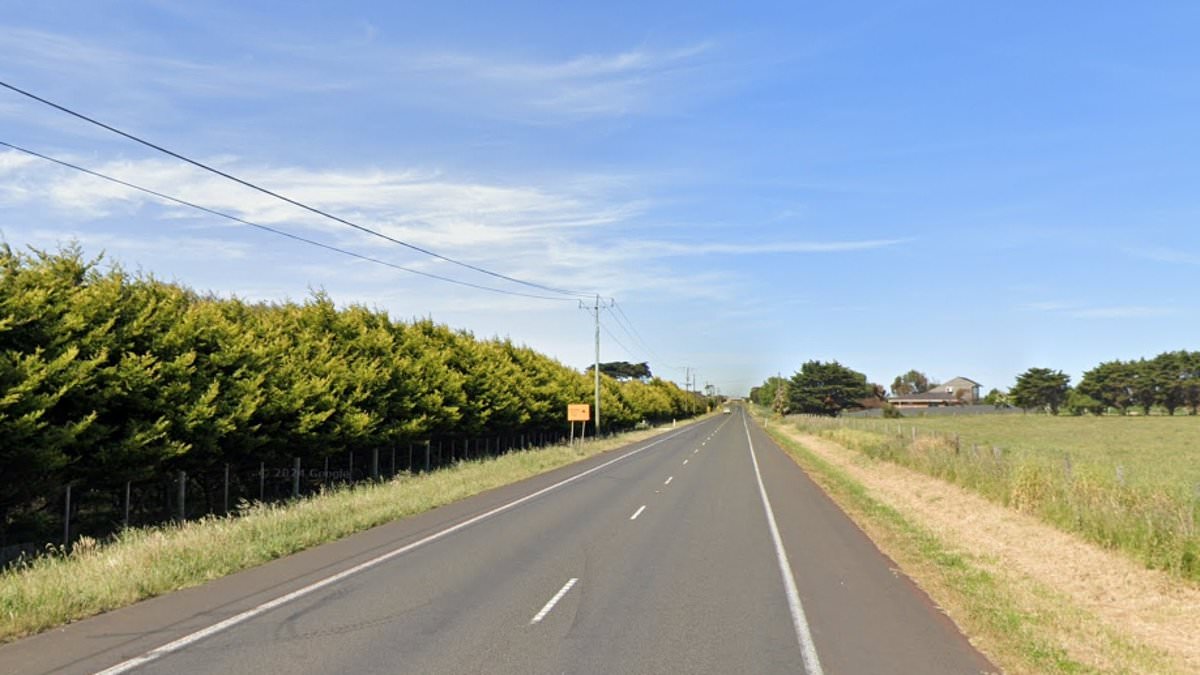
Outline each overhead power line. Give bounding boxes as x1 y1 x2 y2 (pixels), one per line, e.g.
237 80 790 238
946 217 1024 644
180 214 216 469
613 302 652 349
605 302 662 366
598 319 638 361
0 140 575 302
0 80 594 299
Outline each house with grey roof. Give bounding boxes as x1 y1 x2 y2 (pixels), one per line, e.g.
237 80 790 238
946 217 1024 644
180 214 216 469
888 376 982 409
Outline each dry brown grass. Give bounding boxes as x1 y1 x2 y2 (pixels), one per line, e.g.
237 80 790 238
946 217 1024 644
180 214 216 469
766 417 1199 674
794 417 1200 582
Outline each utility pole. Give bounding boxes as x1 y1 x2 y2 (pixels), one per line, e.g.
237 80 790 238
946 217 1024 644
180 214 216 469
581 295 613 437
684 367 699 415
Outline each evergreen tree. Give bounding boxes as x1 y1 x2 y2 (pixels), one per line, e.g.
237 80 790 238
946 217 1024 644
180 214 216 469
1010 367 1071 414
787 361 872 416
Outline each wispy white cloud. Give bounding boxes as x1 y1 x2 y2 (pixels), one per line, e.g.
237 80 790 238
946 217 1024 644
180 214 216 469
1068 306 1177 319
1023 300 1178 319
1 22 720 136
0 152 36 172
1 149 898 305
628 238 907 256
22 228 251 261
391 43 717 119
0 149 686 298
0 27 351 98
421 43 712 82
1021 300 1072 311
1127 246 1200 266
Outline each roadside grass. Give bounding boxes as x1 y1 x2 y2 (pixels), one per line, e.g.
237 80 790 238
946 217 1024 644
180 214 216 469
757 416 1174 674
0 425 683 643
793 415 1200 582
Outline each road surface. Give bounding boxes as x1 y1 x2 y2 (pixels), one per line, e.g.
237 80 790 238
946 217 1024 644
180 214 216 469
2 410 994 674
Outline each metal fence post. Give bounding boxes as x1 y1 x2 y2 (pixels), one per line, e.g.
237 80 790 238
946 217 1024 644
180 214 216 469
63 484 71 548
259 461 265 501
223 464 230 514
293 457 301 497
391 445 396 477
424 440 431 472
348 452 353 481
372 447 379 480
177 470 186 521
324 457 330 488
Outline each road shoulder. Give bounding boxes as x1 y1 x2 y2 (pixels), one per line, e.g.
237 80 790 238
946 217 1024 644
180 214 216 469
756 413 1191 675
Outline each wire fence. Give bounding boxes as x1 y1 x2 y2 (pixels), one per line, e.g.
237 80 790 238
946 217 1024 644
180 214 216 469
1 430 587 566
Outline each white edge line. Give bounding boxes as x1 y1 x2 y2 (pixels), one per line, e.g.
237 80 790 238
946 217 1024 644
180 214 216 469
94 421 711 675
742 413 825 675
530 577 578 624
664 476 673 485
629 505 647 520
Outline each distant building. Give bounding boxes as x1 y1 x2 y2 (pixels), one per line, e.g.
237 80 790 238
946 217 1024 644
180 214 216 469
888 376 982 409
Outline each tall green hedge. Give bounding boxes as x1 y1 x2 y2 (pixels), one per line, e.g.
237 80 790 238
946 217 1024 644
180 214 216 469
0 245 699 533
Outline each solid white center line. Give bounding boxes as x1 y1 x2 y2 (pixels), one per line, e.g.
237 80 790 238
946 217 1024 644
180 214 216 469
630 505 647 520
664 476 673 485
530 578 578 624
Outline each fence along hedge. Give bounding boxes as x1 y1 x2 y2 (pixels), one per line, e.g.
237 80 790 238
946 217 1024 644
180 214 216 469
0 244 701 542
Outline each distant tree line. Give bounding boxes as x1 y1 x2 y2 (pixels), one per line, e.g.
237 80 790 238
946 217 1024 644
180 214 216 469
1006 352 1200 415
585 361 652 381
752 351 1200 418
0 246 702 537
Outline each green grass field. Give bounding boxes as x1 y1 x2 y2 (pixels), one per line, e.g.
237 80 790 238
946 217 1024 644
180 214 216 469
865 414 1200 488
784 412 1200 582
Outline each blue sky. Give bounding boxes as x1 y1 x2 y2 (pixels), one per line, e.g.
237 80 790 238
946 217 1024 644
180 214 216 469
2 1 1199 396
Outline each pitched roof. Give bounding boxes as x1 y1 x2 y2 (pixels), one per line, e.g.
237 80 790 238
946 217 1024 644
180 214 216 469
888 390 960 402
943 376 981 387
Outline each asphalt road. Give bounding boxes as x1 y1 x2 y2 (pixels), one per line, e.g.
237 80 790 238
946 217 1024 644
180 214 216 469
2 410 994 674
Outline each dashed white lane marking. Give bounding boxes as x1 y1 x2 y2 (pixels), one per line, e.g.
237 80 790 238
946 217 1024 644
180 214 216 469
664 476 673 485
742 415 824 675
694 449 699 453
683 459 689 465
630 505 647 520
530 578 579 624
93 422 706 675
